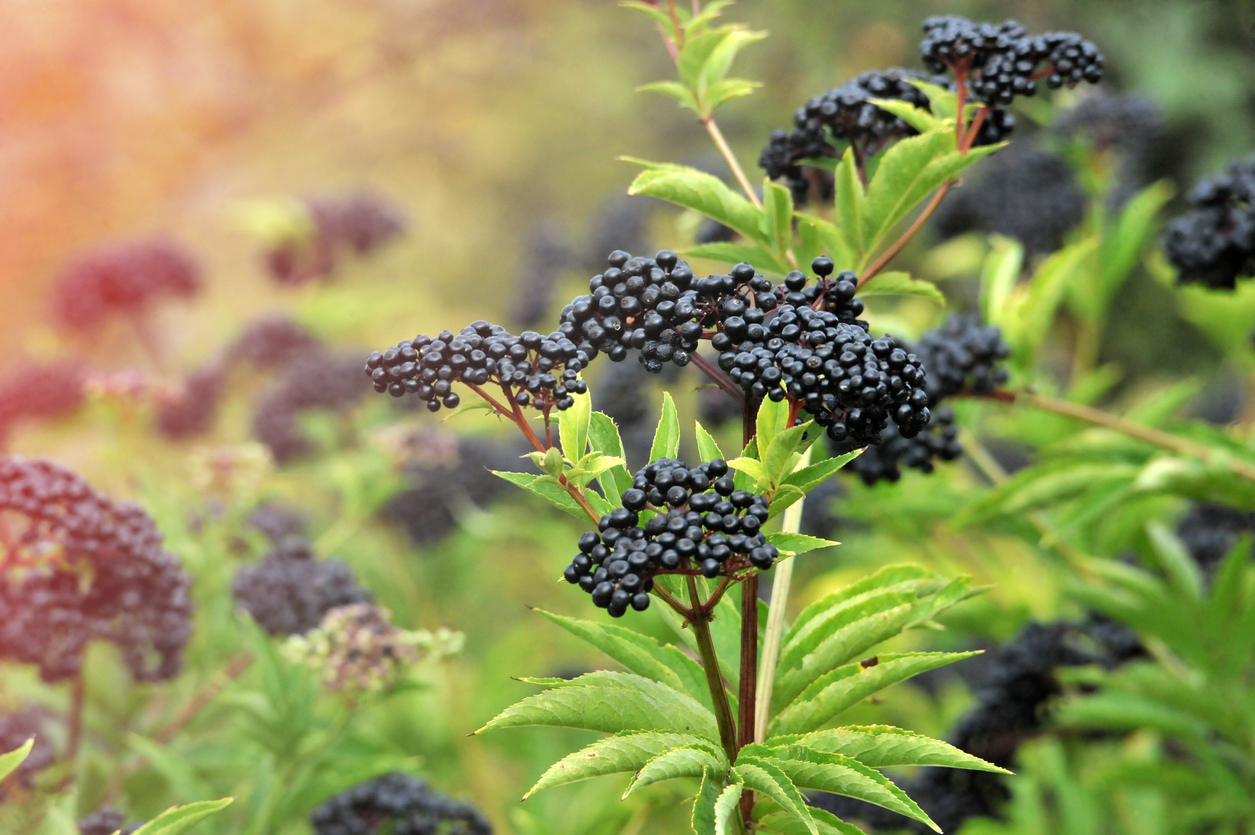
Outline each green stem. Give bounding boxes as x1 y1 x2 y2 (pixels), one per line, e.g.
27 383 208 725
688 575 739 764
753 445 812 741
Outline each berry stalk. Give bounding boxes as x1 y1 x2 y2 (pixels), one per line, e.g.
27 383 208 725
687 575 739 764
858 182 954 288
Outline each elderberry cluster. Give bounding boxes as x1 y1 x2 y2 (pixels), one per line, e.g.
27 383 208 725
233 536 373 636
365 321 589 412
559 249 702 371
265 193 406 286
564 459 778 617
1161 155 1255 289
0 457 193 682
0 361 86 446
255 350 372 463
51 238 202 331
920 17 1103 106
229 314 324 370
915 314 1011 403
156 362 227 440
848 407 963 485
310 772 491 835
77 807 143 835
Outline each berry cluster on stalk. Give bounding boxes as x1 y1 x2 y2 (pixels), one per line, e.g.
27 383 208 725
254 350 372 463
310 772 491 835
920 17 1103 105
365 321 589 413
564 458 779 617
0 457 193 682
51 238 202 331
1161 155 1255 289
233 536 373 637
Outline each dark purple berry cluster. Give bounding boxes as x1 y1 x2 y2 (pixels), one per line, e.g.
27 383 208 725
78 807 143 835
266 193 406 286
232 536 373 636
0 708 58 792
0 361 86 446
228 314 324 370
564 458 779 617
777 257 865 328
366 321 590 412
309 772 491 835
247 501 309 544
51 238 202 330
255 350 372 463
1161 155 1255 290
920 17 1103 105
156 362 228 440
915 314 1011 404
0 457 193 682
848 406 963 485
559 249 702 372
1176 503 1255 577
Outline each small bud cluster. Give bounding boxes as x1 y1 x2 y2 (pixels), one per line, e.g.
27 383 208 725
77 807 143 835
266 193 406 286
1162 155 1255 290
920 17 1103 105
51 238 202 331
284 603 462 695
0 361 86 446
564 458 779 617
310 772 491 835
0 457 193 682
366 321 590 412
0 709 58 792
233 536 373 637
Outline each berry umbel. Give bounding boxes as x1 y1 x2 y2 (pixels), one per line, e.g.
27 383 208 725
1162 154 1255 290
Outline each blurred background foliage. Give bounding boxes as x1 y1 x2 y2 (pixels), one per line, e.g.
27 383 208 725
1 0 1254 833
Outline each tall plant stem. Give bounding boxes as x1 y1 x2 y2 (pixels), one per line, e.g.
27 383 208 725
703 117 762 210
858 182 953 288
738 575 758 750
159 652 255 743
754 445 812 742
984 389 1255 484
688 575 739 763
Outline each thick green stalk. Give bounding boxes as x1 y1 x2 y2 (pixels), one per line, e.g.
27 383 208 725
753 445 812 741
687 575 739 764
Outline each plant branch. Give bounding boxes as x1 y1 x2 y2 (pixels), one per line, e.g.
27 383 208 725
981 389 1255 484
858 182 953 288
654 582 693 619
691 352 746 408
158 652 255 743
687 575 739 763
737 575 758 751
703 117 763 210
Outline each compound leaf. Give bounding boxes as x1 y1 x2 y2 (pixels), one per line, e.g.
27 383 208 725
623 744 725 797
526 732 715 797
626 160 766 244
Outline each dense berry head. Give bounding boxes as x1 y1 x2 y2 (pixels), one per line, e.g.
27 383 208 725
1162 155 1255 290
233 536 373 636
256 350 372 463
366 321 589 413
914 314 1010 404
266 193 407 286
156 362 227 440
51 238 202 330
847 406 963 485
247 501 309 543
0 361 86 444
0 457 193 682
564 458 779 617
1176 503 1255 576
559 250 704 373
310 772 492 835
77 807 143 835
229 314 324 370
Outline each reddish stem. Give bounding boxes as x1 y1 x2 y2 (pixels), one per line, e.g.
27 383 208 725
857 182 954 288
953 65 969 149
961 106 989 155
691 352 747 409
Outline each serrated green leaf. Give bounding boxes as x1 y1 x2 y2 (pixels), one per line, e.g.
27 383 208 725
728 456 769 486
782 451 861 494
861 131 954 256
784 565 937 647
685 242 789 275
856 271 945 304
1093 180 1175 313
834 148 865 257
624 744 725 797
477 672 719 739
735 758 816 834
695 421 726 463
692 769 724 835
493 471 594 522
1055 692 1212 743
698 28 766 108
650 392 681 463
763 179 795 256
683 0 734 37
734 437 759 493
759 806 866 835
755 748 938 831
770 652 979 736
638 80 700 113
626 160 767 245
797 214 857 272
763 422 812 487
712 776 745 835
619 0 675 33
765 532 836 556
588 411 633 502
904 78 957 119
526 732 716 797
0 739 32 783
980 234 1025 327
131 799 235 835
534 609 710 706
767 484 807 518
867 98 944 133
764 725 1008 773
558 387 592 464
756 396 788 447
678 29 733 90
567 452 627 487
706 77 762 113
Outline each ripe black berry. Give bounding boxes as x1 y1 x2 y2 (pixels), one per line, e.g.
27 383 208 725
365 321 590 413
309 772 491 835
564 458 778 617
847 406 964 486
1162 155 1255 290
914 314 1011 403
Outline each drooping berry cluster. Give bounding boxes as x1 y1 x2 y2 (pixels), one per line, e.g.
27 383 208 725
155 362 228 440
848 406 963 485
265 193 406 286
0 708 58 792
51 238 202 331
366 321 590 413
233 536 373 637
310 772 492 835
564 458 779 617
920 17 1103 105
915 314 1011 403
0 361 86 446
1161 155 1255 290
255 350 372 463
77 807 143 835
0 457 193 682
559 249 702 371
